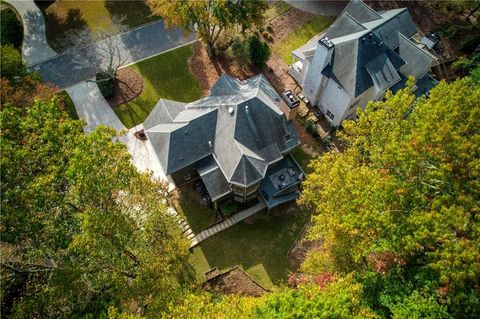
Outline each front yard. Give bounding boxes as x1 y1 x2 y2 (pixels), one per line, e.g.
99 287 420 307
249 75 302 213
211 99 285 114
273 15 335 64
188 204 311 289
113 44 203 128
37 0 160 51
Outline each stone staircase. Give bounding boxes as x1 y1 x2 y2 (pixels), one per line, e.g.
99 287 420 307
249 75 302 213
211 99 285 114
167 207 196 242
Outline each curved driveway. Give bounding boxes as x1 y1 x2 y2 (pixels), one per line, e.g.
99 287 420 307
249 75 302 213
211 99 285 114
5 0 56 65
30 21 197 89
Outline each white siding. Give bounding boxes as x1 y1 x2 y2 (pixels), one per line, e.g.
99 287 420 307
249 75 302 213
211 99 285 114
317 79 352 127
303 45 333 105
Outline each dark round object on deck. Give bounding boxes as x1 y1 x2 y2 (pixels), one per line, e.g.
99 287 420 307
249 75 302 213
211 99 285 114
279 174 285 181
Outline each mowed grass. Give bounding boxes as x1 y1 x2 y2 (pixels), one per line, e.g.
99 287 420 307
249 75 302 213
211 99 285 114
264 1 291 22
273 15 335 64
291 146 316 174
114 44 202 128
38 0 160 50
188 206 311 289
174 188 216 234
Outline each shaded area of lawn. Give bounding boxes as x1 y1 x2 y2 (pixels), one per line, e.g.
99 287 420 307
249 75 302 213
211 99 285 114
173 184 216 234
273 15 335 64
36 0 160 51
291 146 315 174
188 205 311 289
114 44 202 128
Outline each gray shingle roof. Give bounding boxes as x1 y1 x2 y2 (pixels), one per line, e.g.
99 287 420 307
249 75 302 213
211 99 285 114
196 156 232 201
342 0 382 23
325 12 367 39
365 53 401 91
398 33 436 79
145 74 300 186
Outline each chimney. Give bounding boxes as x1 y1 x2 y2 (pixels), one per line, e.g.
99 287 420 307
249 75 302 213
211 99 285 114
302 37 334 106
280 90 300 121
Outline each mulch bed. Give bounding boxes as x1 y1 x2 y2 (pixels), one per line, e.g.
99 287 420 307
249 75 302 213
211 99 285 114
203 267 267 297
107 68 143 107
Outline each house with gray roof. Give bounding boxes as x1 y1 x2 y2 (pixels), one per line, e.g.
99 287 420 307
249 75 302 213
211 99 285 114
289 0 438 127
144 74 304 209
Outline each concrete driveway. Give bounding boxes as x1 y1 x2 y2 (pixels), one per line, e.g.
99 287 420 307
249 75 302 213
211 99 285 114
30 20 197 88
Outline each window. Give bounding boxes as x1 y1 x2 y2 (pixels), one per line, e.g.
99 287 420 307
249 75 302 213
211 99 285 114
326 110 335 120
246 184 259 196
183 173 191 181
284 134 292 143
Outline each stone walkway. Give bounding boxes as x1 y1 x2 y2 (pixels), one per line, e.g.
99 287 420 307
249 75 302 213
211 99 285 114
5 0 57 65
190 201 267 247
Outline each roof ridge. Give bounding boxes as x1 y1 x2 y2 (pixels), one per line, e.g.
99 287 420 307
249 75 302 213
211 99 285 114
343 11 369 29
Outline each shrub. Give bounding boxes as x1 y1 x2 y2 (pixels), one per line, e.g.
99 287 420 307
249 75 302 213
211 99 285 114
1 8 23 48
227 36 250 66
249 36 271 69
304 120 319 137
0 45 26 80
96 72 115 98
220 202 238 217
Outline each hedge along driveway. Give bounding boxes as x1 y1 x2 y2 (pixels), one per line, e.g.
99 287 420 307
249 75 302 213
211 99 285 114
114 44 202 129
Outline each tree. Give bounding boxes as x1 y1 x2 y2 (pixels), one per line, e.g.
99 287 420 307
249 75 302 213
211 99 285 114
0 99 189 317
1 8 23 48
299 77 480 317
60 22 129 97
0 45 26 80
248 35 271 69
146 0 268 57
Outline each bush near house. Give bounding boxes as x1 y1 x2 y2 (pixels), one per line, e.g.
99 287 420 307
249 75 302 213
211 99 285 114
96 72 115 99
249 35 271 69
1 8 23 48
0 45 27 81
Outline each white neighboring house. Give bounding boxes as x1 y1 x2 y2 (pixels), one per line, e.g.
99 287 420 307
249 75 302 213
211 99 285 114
289 0 439 127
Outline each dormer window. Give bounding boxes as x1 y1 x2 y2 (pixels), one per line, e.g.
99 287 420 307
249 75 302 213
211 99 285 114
284 134 292 143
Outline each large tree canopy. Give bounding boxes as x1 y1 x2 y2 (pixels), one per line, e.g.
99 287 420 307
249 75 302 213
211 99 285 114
0 99 189 318
146 0 268 56
300 76 480 317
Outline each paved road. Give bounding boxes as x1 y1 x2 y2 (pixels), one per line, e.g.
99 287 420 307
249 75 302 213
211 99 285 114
5 0 56 65
285 0 347 16
30 21 197 88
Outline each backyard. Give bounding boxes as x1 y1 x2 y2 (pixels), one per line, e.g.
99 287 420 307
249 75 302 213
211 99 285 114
187 204 311 290
273 15 335 64
36 0 160 51
113 44 203 128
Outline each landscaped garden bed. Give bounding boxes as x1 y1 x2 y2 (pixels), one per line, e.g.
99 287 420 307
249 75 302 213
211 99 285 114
203 266 268 297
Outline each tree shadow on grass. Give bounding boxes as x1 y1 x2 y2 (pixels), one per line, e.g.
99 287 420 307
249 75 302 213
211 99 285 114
38 6 88 51
103 0 160 28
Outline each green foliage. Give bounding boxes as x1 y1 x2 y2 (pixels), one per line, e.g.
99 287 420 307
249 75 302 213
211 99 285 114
248 35 271 69
300 78 480 317
227 35 251 66
389 291 452 319
220 202 238 217
304 119 319 138
1 99 189 317
1 8 23 48
0 45 26 80
255 279 375 319
96 71 115 98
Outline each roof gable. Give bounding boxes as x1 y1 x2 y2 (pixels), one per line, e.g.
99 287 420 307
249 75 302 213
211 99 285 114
342 0 382 23
398 33 435 79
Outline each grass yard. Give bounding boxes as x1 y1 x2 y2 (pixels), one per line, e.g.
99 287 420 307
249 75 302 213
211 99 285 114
174 187 216 234
264 1 292 22
188 205 311 289
273 15 335 64
291 146 315 174
38 0 160 51
114 44 202 128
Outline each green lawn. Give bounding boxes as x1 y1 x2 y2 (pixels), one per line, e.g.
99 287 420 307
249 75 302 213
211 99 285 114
273 15 335 64
264 1 291 22
291 146 315 174
188 206 311 289
38 0 160 51
174 188 216 234
114 44 202 128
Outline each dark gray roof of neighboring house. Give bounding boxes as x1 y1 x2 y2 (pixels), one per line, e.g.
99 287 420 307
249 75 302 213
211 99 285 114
341 0 382 23
144 74 300 187
322 31 405 97
365 53 402 92
398 33 436 79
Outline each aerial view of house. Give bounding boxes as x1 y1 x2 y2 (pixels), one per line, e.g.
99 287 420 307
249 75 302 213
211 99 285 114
144 74 304 210
290 0 439 126
1 0 478 317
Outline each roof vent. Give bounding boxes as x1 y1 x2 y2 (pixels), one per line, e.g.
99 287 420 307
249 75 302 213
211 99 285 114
184 130 188 135
208 141 213 148
228 107 234 115
245 105 249 113
180 156 184 161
